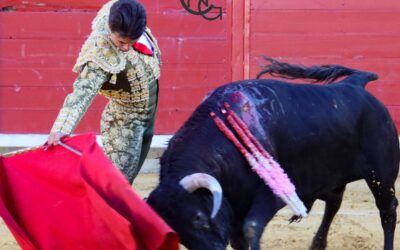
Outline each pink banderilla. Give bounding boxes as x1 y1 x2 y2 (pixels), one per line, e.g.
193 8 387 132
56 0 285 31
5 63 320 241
210 103 307 217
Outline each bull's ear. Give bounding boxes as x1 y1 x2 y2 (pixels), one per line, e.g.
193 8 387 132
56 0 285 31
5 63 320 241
193 211 210 230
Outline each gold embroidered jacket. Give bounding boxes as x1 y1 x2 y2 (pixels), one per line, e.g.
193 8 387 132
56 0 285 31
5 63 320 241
51 0 161 134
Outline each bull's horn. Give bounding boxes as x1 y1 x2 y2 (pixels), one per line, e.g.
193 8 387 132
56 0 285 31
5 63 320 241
179 173 223 219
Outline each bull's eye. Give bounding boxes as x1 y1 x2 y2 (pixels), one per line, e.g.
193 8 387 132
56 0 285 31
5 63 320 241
193 211 210 230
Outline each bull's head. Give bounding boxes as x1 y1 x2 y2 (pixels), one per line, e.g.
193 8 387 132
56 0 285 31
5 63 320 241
147 173 233 250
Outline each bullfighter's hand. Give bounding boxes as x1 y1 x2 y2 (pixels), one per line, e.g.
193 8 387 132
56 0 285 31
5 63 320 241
46 131 68 147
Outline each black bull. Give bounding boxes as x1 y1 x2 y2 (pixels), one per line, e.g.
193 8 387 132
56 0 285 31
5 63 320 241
147 57 400 250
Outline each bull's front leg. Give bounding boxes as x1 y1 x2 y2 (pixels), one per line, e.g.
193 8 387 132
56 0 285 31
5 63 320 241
242 187 285 250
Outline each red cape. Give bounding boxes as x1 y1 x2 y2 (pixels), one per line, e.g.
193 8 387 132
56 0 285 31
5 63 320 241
0 133 179 250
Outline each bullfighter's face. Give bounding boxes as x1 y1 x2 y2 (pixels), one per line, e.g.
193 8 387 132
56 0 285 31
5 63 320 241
109 32 137 52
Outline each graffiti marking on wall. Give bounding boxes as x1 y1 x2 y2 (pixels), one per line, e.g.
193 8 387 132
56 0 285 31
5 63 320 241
180 0 222 21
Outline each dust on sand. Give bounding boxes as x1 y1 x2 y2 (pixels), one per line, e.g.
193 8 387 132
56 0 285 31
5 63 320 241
1 174 399 250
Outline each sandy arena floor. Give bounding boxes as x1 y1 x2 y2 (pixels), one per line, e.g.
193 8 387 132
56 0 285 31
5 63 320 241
1 173 399 250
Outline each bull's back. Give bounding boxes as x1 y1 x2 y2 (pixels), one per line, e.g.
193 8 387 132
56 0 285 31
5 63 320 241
214 80 366 144
208 80 397 196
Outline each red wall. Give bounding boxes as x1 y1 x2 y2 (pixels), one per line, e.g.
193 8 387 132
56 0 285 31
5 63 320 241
1 0 399 134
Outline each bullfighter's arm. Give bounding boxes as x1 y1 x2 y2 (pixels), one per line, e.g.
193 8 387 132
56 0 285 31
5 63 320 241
50 62 109 134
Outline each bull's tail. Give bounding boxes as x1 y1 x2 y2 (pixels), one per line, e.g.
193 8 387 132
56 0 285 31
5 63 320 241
256 56 378 85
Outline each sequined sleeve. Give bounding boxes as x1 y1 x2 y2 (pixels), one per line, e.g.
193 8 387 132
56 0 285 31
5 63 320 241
50 62 110 134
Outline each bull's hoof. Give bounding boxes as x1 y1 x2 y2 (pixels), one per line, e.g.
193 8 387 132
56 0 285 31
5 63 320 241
309 244 327 250
288 215 302 223
309 237 327 250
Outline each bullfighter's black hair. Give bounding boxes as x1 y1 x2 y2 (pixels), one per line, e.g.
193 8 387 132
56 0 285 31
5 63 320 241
109 0 147 40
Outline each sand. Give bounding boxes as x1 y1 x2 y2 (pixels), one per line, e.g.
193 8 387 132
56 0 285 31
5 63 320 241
1 174 399 250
